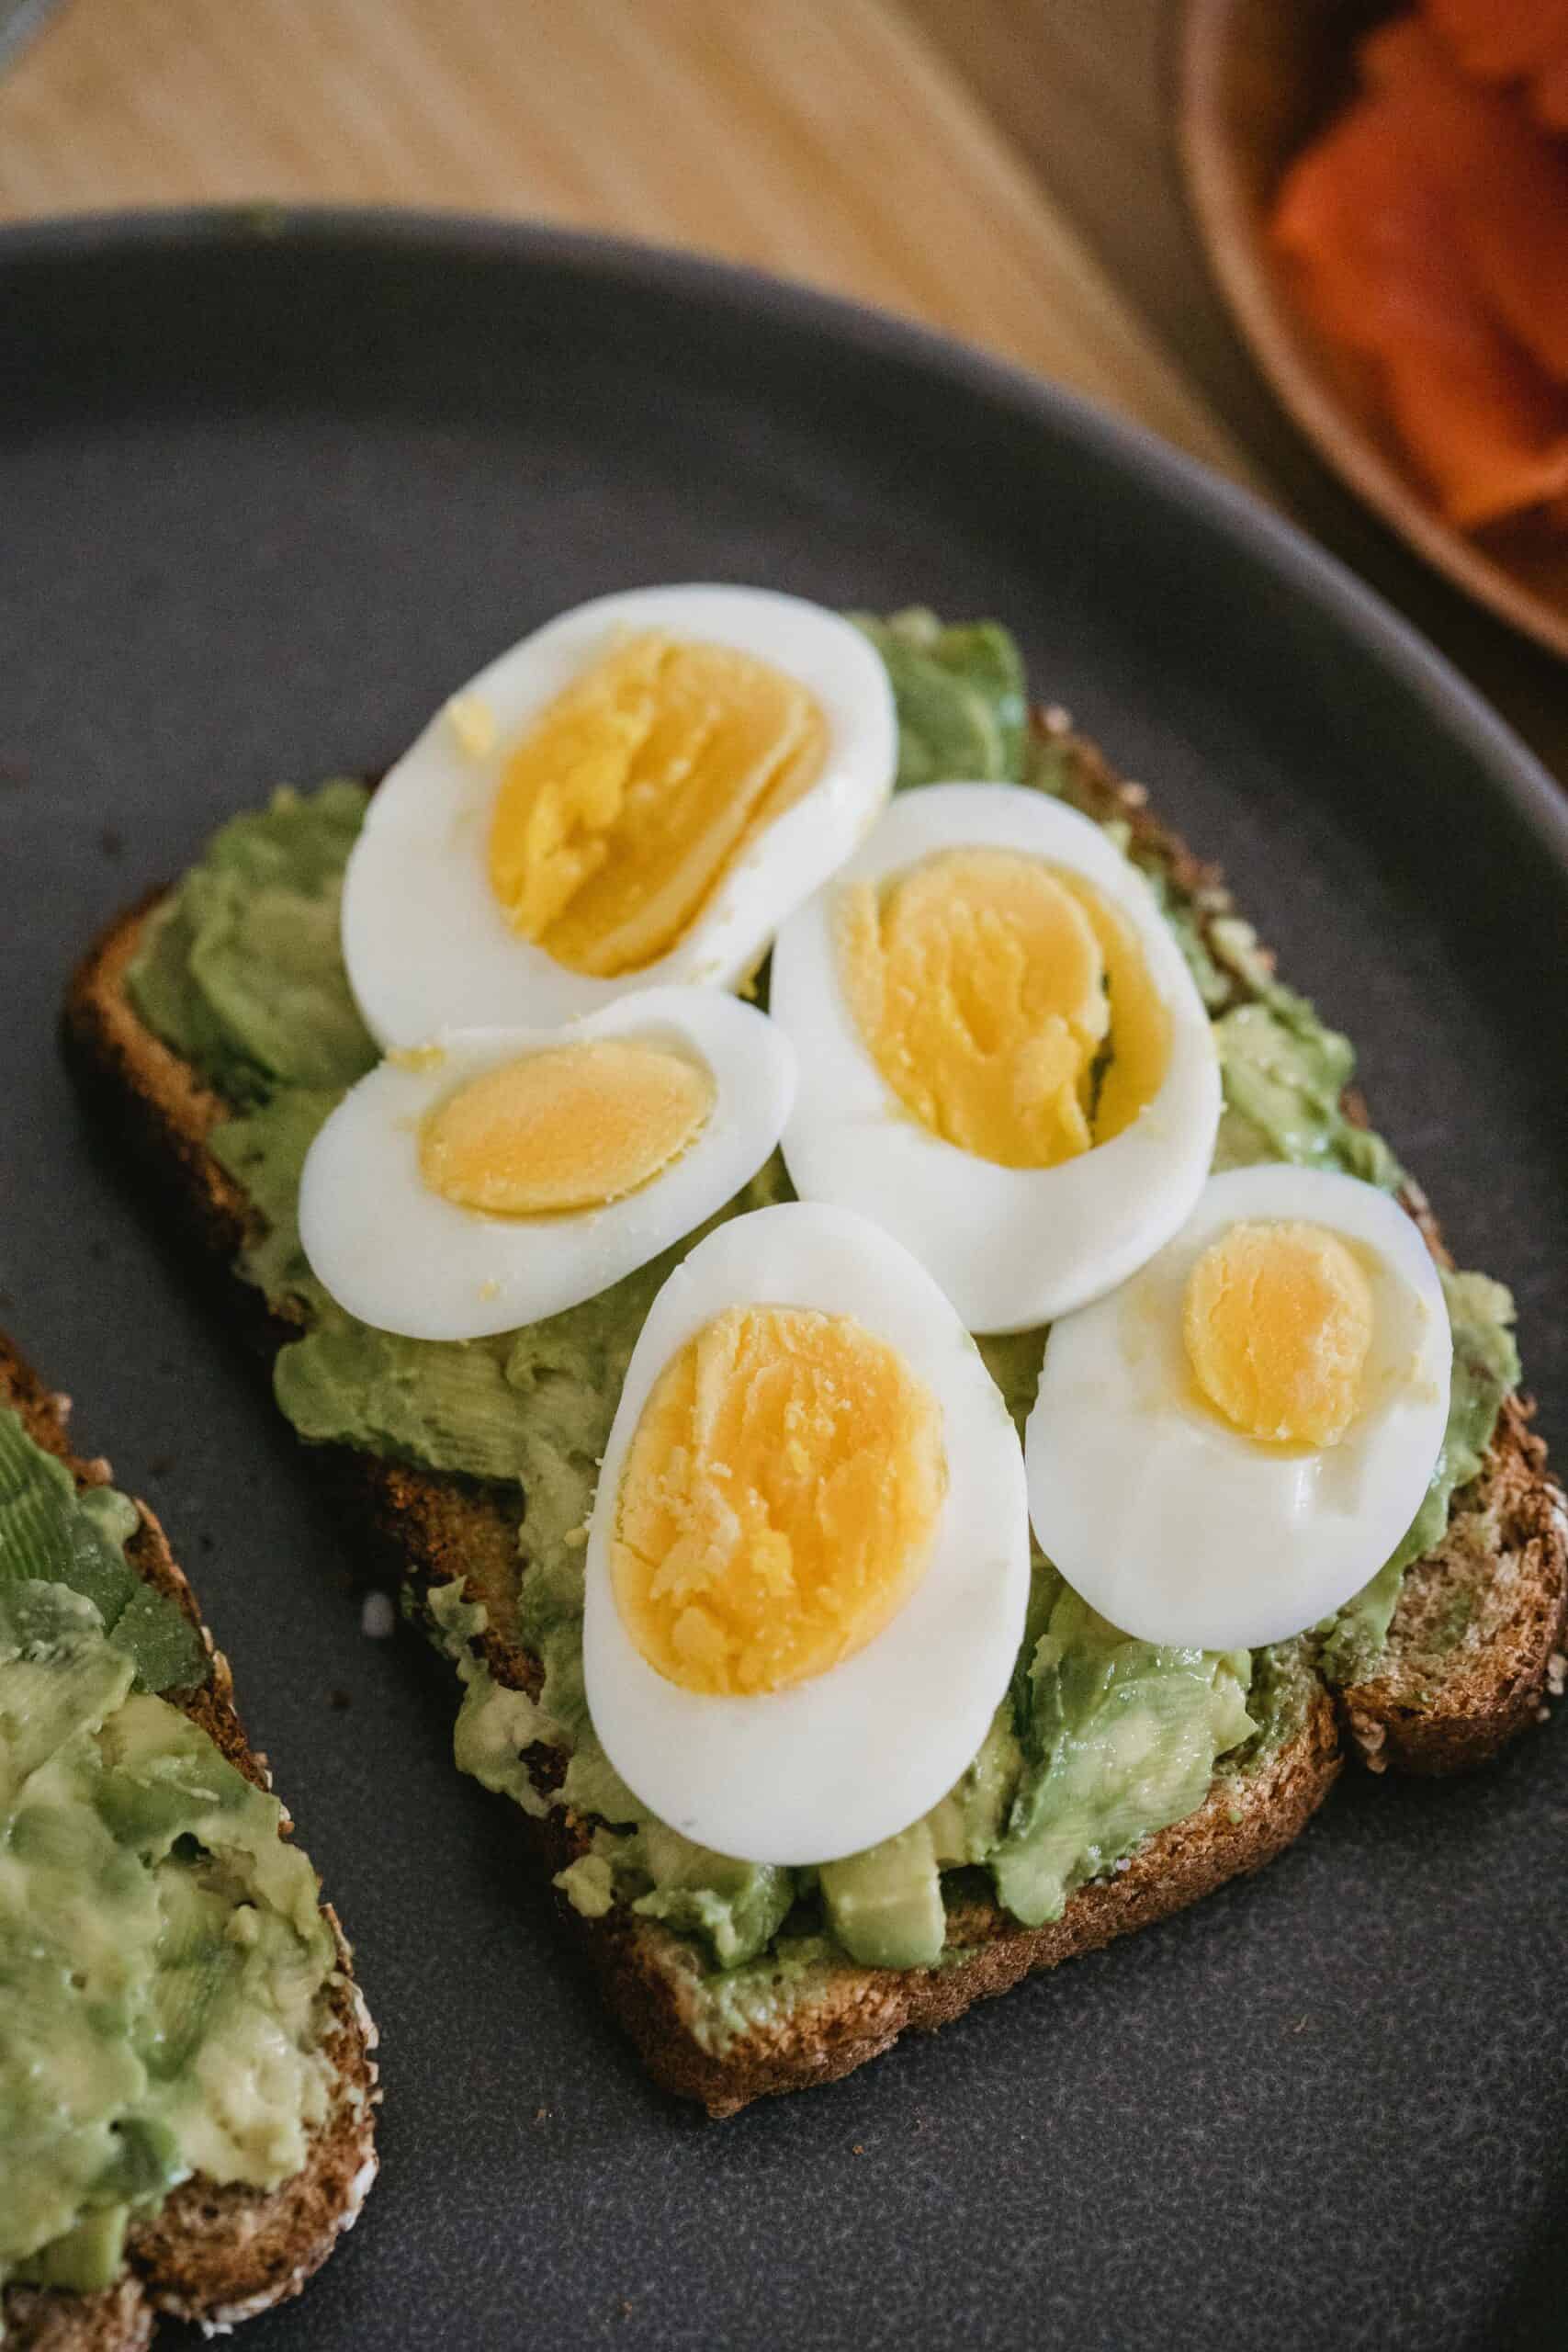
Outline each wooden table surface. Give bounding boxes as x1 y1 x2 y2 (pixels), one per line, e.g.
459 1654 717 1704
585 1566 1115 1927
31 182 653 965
4 0 1564 782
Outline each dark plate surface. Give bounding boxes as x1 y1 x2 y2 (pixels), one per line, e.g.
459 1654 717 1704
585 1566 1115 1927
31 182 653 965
3 211 1567 2352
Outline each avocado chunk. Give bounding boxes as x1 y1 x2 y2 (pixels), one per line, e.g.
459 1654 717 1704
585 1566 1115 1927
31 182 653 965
820 1824 947 1972
127 779 378 1102
852 608 1028 788
0 1408 203 1694
993 1584 1255 1928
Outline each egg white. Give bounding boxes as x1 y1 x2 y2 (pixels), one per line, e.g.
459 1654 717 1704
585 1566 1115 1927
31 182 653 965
1025 1164 1453 1651
340 584 898 1047
581 1202 1032 1865
296 988 796 1341
769 782 1223 1335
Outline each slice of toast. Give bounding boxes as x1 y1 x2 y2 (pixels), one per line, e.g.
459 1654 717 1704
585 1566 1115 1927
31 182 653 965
59 723 1566 2117
0 1339 379 2347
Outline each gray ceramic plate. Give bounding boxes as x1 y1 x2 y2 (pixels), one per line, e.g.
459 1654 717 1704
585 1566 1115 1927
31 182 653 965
3 211 1567 2352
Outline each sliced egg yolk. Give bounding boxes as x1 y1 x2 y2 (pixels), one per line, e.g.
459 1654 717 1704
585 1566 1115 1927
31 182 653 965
487 630 827 978
419 1038 715 1216
837 846 1169 1169
612 1305 946 1696
1183 1219 1375 1447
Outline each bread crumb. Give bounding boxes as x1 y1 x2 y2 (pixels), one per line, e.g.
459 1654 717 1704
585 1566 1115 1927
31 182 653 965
1547 1650 1566 1698
1537 1705 1551 1724
1043 704 1072 735
534 2106 552 2126
564 1524 589 1550
360 1591 396 1640
852 2143 865 2155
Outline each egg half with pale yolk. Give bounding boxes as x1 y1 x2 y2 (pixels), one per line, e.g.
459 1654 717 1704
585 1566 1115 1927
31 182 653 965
1024 1164 1452 1650
296 988 795 1340
340 584 897 1047
768 782 1222 1334
581 1202 1031 1864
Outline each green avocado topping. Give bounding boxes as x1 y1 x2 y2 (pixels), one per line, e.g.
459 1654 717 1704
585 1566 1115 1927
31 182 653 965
1318 1270 1521 1684
0 1412 336 2298
128 780 377 1105
852 609 1027 787
989 1580 1254 1935
123 612 1521 2013
0 1408 204 1695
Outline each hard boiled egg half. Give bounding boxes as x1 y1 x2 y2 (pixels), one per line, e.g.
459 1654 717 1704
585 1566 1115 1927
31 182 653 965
769 782 1222 1335
582 1202 1031 1864
297 988 795 1340
1026 1165 1452 1650
341 584 897 1047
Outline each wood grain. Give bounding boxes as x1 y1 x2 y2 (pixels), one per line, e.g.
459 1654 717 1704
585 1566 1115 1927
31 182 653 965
2 0 1563 777
0 0 1250 481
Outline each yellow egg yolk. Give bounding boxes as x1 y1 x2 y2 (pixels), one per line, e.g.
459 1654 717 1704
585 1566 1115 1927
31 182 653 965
837 847 1169 1169
487 631 827 978
1183 1219 1375 1447
612 1306 946 1696
419 1038 714 1216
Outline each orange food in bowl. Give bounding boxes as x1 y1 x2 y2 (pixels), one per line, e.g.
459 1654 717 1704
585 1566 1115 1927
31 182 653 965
1270 0 1568 533
1424 0 1568 111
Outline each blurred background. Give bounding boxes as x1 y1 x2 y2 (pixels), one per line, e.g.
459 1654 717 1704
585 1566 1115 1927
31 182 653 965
3 0 1564 785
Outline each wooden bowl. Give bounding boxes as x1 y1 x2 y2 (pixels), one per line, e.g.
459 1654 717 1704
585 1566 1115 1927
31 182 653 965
1179 0 1568 662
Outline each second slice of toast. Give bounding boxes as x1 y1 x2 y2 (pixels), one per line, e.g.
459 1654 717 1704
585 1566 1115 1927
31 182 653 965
0 1339 379 2347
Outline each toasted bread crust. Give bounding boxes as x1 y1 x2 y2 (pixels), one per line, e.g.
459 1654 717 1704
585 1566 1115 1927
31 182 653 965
0 1343 378 2348
0 2282 152 2352
56 737 1564 2114
571 1681 1341 2114
1340 1394 1568 1773
1054 729 1567 1774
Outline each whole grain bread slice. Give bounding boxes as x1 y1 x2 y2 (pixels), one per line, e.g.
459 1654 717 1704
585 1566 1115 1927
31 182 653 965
0 1340 379 2348
57 728 1565 2116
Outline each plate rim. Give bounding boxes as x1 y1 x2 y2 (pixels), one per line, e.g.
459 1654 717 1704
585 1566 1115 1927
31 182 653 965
5 199 1568 893
5 202 1567 2346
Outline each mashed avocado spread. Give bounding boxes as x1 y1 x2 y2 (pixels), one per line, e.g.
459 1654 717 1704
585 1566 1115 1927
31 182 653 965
124 611 1519 2000
0 1408 336 2301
